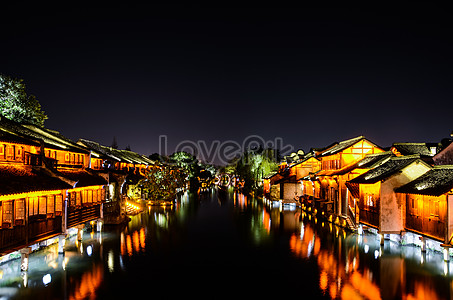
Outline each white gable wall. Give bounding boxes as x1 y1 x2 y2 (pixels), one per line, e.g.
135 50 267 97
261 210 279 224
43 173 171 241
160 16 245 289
380 161 431 233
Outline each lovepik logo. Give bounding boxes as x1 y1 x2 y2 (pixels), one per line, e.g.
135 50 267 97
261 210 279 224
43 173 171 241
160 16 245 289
159 135 294 165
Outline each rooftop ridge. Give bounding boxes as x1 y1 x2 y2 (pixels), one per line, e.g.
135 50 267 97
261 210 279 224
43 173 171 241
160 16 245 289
432 165 453 169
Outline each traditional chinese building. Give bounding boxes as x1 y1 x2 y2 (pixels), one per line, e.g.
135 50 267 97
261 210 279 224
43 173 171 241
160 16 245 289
348 155 432 236
77 139 156 200
0 116 108 256
0 164 71 253
303 136 384 225
395 165 453 245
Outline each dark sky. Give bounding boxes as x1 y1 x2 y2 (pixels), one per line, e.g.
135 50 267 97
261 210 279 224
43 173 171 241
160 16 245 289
2 7 453 164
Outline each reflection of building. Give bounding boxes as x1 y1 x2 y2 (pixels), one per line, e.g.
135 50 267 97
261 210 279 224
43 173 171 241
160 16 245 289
290 213 444 300
266 133 453 255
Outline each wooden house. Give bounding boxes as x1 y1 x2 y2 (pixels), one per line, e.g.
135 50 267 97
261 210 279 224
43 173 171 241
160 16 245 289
0 126 42 166
348 155 432 234
282 153 321 201
0 116 108 255
56 169 107 229
77 139 156 201
310 136 384 217
335 151 394 224
76 139 119 171
0 164 72 253
395 165 453 244
264 153 321 202
0 116 90 170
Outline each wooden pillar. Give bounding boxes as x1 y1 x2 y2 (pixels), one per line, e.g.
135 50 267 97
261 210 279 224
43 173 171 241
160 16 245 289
96 219 103 232
77 224 84 242
441 244 452 262
20 247 32 272
58 234 66 254
420 236 426 252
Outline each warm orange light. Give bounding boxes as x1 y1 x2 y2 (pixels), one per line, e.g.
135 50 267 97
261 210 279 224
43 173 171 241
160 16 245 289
132 230 140 253
126 235 133 256
139 227 146 250
319 271 328 291
0 189 63 201
69 264 103 300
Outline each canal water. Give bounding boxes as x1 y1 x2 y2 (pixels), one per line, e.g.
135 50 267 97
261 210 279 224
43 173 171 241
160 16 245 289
1 188 452 299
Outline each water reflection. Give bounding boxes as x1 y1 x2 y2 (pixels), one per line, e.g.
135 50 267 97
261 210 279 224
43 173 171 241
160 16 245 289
120 227 146 257
68 264 103 300
1 190 453 299
280 208 451 299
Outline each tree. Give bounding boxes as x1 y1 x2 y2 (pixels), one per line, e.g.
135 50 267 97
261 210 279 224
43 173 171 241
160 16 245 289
0 74 47 126
139 165 187 201
169 151 216 192
232 148 279 194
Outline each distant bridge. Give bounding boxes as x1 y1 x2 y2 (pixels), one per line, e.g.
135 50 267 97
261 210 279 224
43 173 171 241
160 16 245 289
213 174 244 188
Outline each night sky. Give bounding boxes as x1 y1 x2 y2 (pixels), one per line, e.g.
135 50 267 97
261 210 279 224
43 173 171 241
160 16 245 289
1 7 453 164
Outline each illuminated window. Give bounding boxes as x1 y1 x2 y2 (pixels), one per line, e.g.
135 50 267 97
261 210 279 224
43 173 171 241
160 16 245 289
39 196 47 215
32 197 39 216
15 199 25 222
6 145 13 158
16 147 22 160
82 190 87 204
47 195 55 216
93 189 98 203
2 200 13 225
55 195 63 214
88 190 93 203
76 192 81 206
0 144 4 156
364 193 378 212
29 197 36 216
65 153 70 162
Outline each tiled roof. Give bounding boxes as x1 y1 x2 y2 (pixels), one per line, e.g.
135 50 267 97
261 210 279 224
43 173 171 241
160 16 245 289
391 143 438 157
0 165 72 196
289 152 319 167
317 136 380 157
78 139 155 165
0 127 41 146
57 169 108 188
395 165 453 196
0 115 88 153
349 155 424 184
263 171 277 179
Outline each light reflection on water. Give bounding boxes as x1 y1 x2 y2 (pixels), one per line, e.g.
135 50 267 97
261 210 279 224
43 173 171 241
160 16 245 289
286 210 451 300
0 190 452 299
